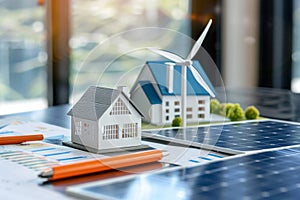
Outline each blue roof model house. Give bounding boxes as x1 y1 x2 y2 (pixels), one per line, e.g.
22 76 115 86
68 86 144 152
130 61 216 125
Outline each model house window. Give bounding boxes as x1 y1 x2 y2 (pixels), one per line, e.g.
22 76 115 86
166 109 169 113
187 114 193 119
198 114 205 119
165 101 169 106
175 108 180 113
198 107 205 111
75 121 82 135
175 115 180 118
187 107 192 112
198 100 204 104
110 98 131 115
174 101 180 106
166 116 169 121
103 124 119 140
122 123 138 138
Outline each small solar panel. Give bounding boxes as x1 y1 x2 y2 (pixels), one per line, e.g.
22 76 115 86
142 119 300 153
67 147 300 200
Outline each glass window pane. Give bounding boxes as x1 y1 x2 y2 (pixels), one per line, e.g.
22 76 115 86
70 0 190 102
292 0 300 92
0 0 47 115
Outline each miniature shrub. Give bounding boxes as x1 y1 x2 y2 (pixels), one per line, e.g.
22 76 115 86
245 106 260 120
210 99 221 114
227 104 245 121
218 103 226 116
209 99 260 122
224 103 235 117
172 117 182 127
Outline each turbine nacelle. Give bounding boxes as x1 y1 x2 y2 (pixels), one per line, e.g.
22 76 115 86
176 60 192 67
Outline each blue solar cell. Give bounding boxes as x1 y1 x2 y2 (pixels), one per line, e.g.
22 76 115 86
143 120 300 152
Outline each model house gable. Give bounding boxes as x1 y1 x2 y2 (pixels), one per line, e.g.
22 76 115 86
109 98 131 115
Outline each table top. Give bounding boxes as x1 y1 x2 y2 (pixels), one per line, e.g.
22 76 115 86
222 87 300 122
2 104 72 129
2 87 300 200
2 87 300 126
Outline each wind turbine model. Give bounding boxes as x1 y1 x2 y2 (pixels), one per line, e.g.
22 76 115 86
149 19 215 127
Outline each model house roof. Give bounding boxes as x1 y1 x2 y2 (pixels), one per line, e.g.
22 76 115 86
139 81 162 105
68 86 143 120
146 60 216 96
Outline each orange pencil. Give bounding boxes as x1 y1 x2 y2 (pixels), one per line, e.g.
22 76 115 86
51 162 163 186
39 149 167 181
0 134 44 145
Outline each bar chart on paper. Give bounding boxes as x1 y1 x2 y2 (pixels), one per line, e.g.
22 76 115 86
0 142 105 172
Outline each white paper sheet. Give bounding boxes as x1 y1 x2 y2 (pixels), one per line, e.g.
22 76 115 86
0 158 75 200
0 117 70 139
143 141 228 167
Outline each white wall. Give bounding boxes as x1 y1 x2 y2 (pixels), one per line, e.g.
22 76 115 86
161 95 210 125
222 0 260 88
71 117 98 149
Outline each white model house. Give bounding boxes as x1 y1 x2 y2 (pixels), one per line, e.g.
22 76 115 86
130 60 216 126
68 86 143 151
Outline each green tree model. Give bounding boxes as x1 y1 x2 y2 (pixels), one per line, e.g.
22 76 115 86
218 103 226 116
210 99 221 114
245 106 260 119
224 103 235 117
210 100 260 122
172 117 182 127
227 104 245 121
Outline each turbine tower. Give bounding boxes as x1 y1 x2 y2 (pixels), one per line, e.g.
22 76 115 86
149 19 215 127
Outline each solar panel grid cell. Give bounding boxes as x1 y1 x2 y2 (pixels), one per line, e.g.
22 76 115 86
144 120 300 152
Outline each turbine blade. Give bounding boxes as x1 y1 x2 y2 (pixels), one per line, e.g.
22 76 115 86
148 48 185 63
187 19 212 60
188 65 216 98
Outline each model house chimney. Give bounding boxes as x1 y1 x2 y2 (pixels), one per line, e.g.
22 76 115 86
118 86 130 97
166 62 175 93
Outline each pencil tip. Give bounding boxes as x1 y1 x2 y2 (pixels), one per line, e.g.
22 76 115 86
38 168 53 178
162 151 169 157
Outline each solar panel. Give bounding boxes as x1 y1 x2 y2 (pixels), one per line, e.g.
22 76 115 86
67 147 300 200
142 119 300 153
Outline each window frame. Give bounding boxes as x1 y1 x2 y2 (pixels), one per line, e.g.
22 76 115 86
46 0 70 106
